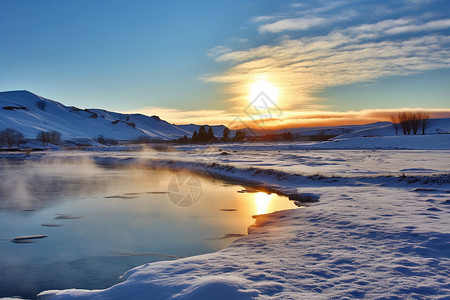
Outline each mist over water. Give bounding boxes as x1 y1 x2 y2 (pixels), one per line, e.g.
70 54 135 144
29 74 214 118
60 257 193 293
0 158 296 299
1 159 96 211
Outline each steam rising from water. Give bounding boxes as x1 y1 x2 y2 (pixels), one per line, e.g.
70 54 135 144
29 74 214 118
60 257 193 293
0 158 113 211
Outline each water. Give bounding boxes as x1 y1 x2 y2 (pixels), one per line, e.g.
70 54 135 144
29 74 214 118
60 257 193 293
0 159 297 299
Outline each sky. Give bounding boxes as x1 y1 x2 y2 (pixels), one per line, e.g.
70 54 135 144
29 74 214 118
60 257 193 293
0 0 449 129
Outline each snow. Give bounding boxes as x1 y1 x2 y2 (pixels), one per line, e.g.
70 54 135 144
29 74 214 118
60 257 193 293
38 173 450 299
0 90 191 141
30 141 450 299
334 118 450 139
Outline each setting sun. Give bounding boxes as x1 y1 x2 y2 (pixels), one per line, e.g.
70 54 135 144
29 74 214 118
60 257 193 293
249 79 279 105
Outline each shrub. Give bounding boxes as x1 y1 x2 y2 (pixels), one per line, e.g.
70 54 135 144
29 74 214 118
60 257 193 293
96 135 117 145
37 131 61 146
36 100 47 111
1 128 24 148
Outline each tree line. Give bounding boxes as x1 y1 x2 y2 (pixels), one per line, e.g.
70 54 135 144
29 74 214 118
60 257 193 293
177 126 250 144
37 131 61 146
0 128 24 148
0 128 64 149
391 112 430 135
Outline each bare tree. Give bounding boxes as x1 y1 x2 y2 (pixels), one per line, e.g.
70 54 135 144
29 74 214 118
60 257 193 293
398 112 412 135
0 128 24 148
37 131 49 146
412 112 425 135
96 135 117 145
15 131 24 148
421 113 430 135
390 115 399 135
50 131 61 144
37 131 61 146
395 112 430 135
0 131 6 148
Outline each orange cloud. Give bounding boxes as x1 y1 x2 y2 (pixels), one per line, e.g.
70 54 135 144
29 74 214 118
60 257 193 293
123 106 450 130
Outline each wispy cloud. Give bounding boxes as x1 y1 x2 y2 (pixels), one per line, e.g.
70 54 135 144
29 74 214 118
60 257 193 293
125 106 450 128
259 17 330 33
206 0 450 112
251 15 277 23
384 18 450 35
123 107 231 125
207 45 232 58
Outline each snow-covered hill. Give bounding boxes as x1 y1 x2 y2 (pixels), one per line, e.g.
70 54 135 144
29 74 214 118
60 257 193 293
0 90 194 143
279 122 393 136
333 118 450 139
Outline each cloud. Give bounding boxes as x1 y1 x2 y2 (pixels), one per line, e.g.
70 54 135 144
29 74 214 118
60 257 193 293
204 1 450 112
277 108 450 128
207 45 232 58
206 33 450 111
251 15 277 23
259 17 330 33
123 107 233 125
384 18 450 35
124 106 450 129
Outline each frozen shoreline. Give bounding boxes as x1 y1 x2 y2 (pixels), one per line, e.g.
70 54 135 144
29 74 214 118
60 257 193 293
0 146 448 299
34 148 449 300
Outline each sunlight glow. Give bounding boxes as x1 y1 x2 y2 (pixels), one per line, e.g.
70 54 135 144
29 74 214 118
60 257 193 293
249 78 279 105
254 192 272 215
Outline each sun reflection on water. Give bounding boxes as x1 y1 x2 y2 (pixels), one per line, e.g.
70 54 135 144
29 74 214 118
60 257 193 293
254 192 272 215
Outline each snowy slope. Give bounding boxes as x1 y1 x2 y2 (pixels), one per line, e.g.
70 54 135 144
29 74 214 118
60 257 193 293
0 90 192 142
334 118 450 139
275 122 392 136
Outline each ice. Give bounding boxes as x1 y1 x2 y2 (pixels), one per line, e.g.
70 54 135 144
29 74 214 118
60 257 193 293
11 235 48 243
54 214 83 220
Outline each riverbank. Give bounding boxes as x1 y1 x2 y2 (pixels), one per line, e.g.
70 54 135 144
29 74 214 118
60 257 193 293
30 147 450 299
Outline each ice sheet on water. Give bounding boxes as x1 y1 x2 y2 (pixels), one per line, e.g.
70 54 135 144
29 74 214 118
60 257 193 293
41 223 63 227
11 235 48 243
54 214 83 219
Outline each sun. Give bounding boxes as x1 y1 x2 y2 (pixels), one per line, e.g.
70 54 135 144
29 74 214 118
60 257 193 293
249 79 279 105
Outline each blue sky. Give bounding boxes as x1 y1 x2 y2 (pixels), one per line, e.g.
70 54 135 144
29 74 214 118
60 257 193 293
1 0 449 127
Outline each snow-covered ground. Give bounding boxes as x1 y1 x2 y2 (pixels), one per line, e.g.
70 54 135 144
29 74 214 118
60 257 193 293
39 181 450 299
2 134 436 299
0 90 192 141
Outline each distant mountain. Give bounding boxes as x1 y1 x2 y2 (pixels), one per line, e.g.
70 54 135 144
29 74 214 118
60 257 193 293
0 90 200 143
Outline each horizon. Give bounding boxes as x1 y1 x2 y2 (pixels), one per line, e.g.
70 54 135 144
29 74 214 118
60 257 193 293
1 0 449 129
2 88 450 130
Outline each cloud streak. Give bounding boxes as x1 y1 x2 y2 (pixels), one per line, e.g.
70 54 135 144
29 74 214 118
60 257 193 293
126 106 450 129
205 0 450 113
259 17 330 33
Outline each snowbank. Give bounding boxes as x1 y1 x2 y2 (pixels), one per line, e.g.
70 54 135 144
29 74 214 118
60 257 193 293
36 147 450 299
39 177 450 299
